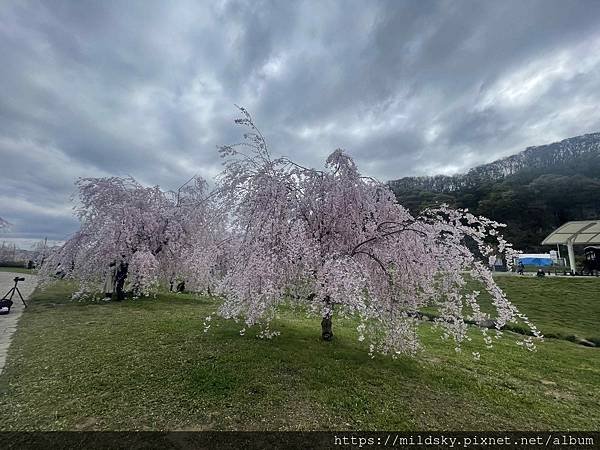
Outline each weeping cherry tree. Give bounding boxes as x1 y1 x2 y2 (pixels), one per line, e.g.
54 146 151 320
41 175 221 299
211 108 541 357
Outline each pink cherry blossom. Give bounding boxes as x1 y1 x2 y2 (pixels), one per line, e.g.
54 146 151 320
214 107 541 356
41 176 224 298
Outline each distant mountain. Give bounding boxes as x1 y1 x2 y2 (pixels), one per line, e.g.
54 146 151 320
388 133 600 252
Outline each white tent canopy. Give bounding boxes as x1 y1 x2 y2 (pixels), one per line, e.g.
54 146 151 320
541 220 600 245
541 220 600 272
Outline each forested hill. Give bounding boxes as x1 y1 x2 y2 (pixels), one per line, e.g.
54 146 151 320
388 133 600 252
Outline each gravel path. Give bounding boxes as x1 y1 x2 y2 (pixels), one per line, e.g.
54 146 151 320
0 272 38 374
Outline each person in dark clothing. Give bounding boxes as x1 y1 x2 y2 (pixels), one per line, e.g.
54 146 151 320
115 260 129 301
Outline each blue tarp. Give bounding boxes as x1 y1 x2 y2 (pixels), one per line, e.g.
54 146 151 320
519 257 553 266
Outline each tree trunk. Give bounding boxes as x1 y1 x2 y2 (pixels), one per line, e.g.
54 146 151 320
319 294 334 341
321 315 333 341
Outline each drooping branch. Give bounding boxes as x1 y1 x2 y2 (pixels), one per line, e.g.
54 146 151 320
211 108 541 357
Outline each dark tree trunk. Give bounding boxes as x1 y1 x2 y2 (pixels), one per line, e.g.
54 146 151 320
321 315 334 341
315 294 334 341
115 262 128 301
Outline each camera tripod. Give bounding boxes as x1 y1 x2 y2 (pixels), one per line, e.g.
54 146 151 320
1 277 27 308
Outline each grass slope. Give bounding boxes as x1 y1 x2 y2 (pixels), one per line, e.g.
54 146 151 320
0 278 598 431
497 277 600 343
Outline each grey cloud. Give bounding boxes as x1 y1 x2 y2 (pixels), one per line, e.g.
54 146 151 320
1 0 600 240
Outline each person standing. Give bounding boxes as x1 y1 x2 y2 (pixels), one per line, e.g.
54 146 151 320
114 260 129 301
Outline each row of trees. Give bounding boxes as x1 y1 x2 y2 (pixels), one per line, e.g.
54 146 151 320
391 173 600 252
389 133 600 252
41 108 541 357
0 219 18 265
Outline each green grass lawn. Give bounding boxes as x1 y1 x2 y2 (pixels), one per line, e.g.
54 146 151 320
496 277 600 344
0 277 598 431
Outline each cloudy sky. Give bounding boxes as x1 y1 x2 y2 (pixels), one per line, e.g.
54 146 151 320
1 0 600 241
